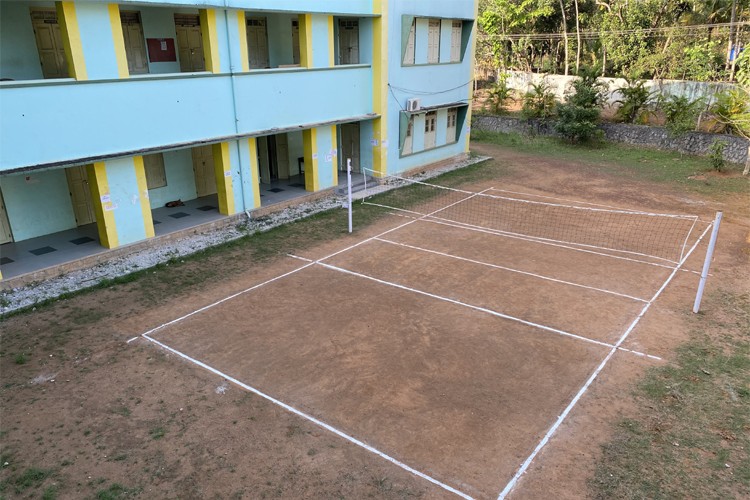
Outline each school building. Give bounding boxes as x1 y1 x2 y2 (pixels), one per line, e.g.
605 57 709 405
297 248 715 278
0 0 478 281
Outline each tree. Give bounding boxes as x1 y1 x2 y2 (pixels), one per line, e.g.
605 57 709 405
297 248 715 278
555 67 608 142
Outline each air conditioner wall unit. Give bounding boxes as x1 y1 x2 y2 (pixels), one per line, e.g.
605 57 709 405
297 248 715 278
406 98 421 112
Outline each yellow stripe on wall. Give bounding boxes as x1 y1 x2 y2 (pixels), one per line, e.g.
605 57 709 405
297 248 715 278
237 11 250 72
303 128 319 192
247 138 261 208
328 16 335 67
86 163 118 248
200 9 221 73
57 1 88 80
466 0 480 152
330 126 338 186
133 156 155 238
108 3 129 78
213 142 236 215
372 0 388 178
299 14 313 68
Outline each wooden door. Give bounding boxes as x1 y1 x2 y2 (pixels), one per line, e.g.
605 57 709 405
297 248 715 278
403 119 413 155
451 21 462 62
192 146 217 197
291 19 300 65
427 19 441 64
175 15 205 72
247 18 269 69
275 135 290 180
0 189 12 244
65 166 96 226
446 108 458 143
424 111 437 149
30 9 69 79
339 20 359 64
341 123 361 172
121 11 149 75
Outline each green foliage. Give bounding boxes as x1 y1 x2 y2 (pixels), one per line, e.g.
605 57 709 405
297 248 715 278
521 79 557 119
659 94 705 136
555 68 608 142
707 87 750 138
736 49 750 89
485 73 515 114
709 139 727 171
614 80 655 124
680 40 725 81
13 352 27 365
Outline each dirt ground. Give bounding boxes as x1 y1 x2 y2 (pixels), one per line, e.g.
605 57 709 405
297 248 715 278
1 141 749 500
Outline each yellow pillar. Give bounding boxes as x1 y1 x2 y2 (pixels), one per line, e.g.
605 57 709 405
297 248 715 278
108 4 129 78
237 11 250 72
200 9 221 73
248 138 261 208
86 163 118 249
56 1 88 80
327 16 335 67
133 157 155 238
331 125 339 186
303 128 319 192
299 14 313 68
213 142 236 215
372 0 388 178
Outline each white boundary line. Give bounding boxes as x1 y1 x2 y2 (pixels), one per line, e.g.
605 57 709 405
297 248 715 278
141 334 474 500
495 221 714 500
127 189 490 344
374 237 649 303
314 261 661 361
389 213 704 275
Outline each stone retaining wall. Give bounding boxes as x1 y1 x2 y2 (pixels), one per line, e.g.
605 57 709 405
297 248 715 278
472 115 750 166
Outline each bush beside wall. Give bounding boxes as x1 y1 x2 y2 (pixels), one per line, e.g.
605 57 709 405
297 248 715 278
472 115 749 165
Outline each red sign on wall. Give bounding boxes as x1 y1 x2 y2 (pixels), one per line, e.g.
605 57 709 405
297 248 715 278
147 38 177 62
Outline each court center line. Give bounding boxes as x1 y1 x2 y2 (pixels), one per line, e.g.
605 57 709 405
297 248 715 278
128 189 491 344
141 334 474 500
314 260 661 361
374 237 649 303
496 220 714 500
388 213 704 275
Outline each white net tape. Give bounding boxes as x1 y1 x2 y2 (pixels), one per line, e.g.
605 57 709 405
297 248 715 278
361 168 701 264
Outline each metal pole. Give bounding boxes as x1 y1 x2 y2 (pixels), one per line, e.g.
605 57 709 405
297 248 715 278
347 158 353 234
693 211 723 313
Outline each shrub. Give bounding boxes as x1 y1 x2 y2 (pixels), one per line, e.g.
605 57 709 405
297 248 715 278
521 79 557 120
659 94 705 136
484 73 515 114
705 88 750 139
614 80 655 124
709 139 727 172
555 67 608 143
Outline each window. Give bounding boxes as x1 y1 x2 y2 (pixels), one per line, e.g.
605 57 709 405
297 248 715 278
403 20 416 65
450 21 462 62
403 118 414 155
427 19 441 64
143 153 167 190
447 108 458 143
424 111 437 149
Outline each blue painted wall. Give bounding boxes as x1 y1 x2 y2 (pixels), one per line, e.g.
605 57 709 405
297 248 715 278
140 7 183 74
267 13 297 68
118 0 373 16
385 0 476 174
1 65 372 171
76 3 122 79
105 157 149 246
147 149 197 208
0 1 46 81
0 169 76 241
313 126 337 189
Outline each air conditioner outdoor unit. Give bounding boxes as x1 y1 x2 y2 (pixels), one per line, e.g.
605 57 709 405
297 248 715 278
406 98 421 112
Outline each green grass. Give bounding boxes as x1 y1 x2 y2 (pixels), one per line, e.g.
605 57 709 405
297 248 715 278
96 483 141 500
590 290 750 499
471 130 750 198
1 467 55 494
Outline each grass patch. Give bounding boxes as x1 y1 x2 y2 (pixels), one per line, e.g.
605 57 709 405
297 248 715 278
149 427 165 440
472 130 750 198
13 353 27 365
590 290 750 499
96 483 141 500
2 467 55 494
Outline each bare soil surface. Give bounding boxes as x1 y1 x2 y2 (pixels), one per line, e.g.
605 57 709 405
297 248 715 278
1 140 748 500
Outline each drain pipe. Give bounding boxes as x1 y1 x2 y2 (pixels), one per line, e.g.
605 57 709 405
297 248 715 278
222 1 254 222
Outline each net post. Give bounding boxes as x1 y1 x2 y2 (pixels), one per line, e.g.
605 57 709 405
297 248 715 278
347 158 353 234
693 211 723 313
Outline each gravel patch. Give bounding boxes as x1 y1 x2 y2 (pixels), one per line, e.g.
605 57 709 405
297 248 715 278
0 155 490 315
